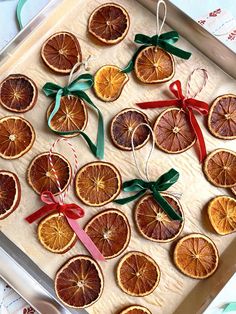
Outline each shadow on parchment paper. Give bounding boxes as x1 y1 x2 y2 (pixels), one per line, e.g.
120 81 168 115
173 237 236 314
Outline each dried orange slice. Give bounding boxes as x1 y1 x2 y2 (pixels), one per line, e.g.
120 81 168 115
0 74 38 113
119 305 152 314
88 3 130 45
94 65 128 102
0 170 21 220
41 32 82 74
135 193 184 242
110 108 150 150
38 213 77 253
208 94 236 140
55 255 104 308
117 251 160 296
84 209 131 259
153 108 196 153
47 95 88 137
27 152 72 195
75 161 122 207
135 46 175 84
0 116 35 159
173 233 219 279
203 149 236 188
208 196 236 235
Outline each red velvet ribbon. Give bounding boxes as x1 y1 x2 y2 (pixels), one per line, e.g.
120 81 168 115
137 80 209 162
25 191 105 261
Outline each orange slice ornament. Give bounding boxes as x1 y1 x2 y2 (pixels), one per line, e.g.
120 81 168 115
0 171 21 220
119 305 152 314
75 161 122 207
84 209 131 259
0 74 38 113
94 65 128 101
55 256 104 308
208 196 236 235
88 3 130 45
41 32 82 74
27 152 72 195
110 108 150 150
117 251 160 296
174 233 219 279
0 116 35 159
208 94 236 139
203 149 236 188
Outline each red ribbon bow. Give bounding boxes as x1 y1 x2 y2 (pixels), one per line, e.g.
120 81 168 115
137 80 209 162
25 191 84 223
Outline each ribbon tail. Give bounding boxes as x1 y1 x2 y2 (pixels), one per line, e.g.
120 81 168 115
137 99 179 109
223 303 236 313
16 0 27 30
67 218 105 261
114 190 146 205
160 42 192 60
188 109 207 163
122 46 146 73
153 190 183 221
25 205 57 223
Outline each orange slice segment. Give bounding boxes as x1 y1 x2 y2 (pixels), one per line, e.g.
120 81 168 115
119 305 152 314
47 95 88 137
75 161 122 207
27 152 72 195
0 116 35 159
173 233 219 279
110 108 150 150
0 171 21 220
135 46 175 84
135 193 184 242
41 32 82 74
0 74 38 113
117 251 160 296
208 94 236 139
38 213 77 253
84 209 131 259
94 65 128 102
208 196 236 235
153 108 196 153
88 3 130 45
55 255 104 308
203 149 236 187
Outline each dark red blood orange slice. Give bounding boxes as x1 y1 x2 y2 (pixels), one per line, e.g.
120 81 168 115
0 170 21 220
41 32 82 74
88 3 130 45
47 95 88 137
208 94 236 139
135 193 184 242
153 108 196 153
110 108 150 150
135 46 175 84
0 116 35 159
0 74 38 113
117 251 160 296
84 209 131 259
55 255 104 308
27 152 72 195
119 305 152 314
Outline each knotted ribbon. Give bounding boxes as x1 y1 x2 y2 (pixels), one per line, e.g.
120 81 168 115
25 191 105 261
16 0 27 29
137 79 209 162
43 73 104 160
123 33 192 73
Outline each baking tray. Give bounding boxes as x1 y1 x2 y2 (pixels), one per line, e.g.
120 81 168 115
0 0 235 313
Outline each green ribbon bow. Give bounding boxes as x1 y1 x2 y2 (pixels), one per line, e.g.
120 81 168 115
123 32 192 73
43 73 104 160
115 168 182 221
16 0 27 30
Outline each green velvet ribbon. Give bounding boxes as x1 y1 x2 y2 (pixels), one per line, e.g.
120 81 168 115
223 303 236 312
43 74 104 160
123 32 192 73
16 0 27 30
115 168 182 221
